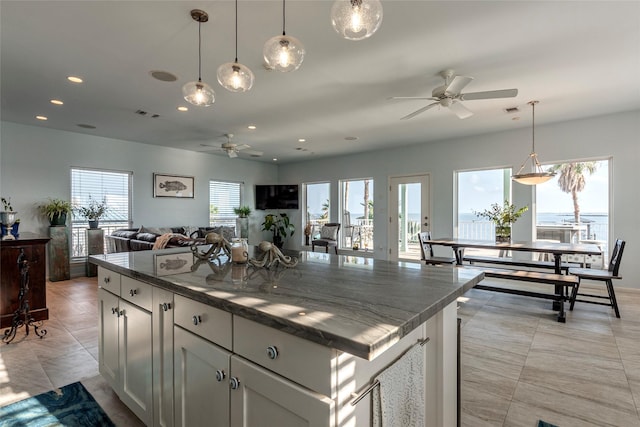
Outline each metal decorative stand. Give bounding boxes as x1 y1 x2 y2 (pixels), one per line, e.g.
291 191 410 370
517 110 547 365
2 249 47 344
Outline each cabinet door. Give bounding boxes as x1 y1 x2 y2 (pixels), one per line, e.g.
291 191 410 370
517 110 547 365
153 288 174 427
98 288 119 390
119 300 153 425
174 326 231 427
230 356 334 427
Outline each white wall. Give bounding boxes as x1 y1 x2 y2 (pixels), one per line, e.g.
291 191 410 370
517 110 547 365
278 110 640 289
0 121 279 243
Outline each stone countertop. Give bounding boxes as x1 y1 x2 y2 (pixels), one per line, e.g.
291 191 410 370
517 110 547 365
90 247 482 360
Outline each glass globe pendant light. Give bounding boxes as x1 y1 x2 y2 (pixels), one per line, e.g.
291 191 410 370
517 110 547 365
182 9 215 106
330 0 383 41
217 0 254 92
263 0 305 72
512 101 556 185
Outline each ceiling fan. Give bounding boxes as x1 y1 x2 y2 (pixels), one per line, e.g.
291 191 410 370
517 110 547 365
391 69 518 120
200 134 263 158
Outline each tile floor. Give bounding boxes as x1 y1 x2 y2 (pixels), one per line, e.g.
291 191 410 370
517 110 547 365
1 276 639 426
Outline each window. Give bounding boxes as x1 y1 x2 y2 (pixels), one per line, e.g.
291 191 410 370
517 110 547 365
303 182 330 243
340 178 374 250
71 168 132 257
536 159 610 264
209 180 242 227
456 168 511 240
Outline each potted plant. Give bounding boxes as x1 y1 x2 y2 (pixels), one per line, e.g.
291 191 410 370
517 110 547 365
234 206 251 239
475 200 528 243
75 197 108 229
261 213 295 248
39 198 73 226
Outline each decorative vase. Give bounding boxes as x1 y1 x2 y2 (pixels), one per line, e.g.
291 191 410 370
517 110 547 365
88 220 99 229
236 216 249 239
305 235 310 246
273 234 283 249
495 225 511 243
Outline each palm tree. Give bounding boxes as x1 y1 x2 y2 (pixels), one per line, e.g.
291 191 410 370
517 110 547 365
320 199 329 220
548 162 598 222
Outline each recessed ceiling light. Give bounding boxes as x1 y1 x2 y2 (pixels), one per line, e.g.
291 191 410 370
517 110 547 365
272 158 278 161
177 106 188 112
67 76 83 83
50 99 64 105
35 115 48 121
150 70 178 82
298 138 306 143
247 125 256 130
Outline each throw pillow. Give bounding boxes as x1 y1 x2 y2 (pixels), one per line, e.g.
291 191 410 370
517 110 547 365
320 225 338 240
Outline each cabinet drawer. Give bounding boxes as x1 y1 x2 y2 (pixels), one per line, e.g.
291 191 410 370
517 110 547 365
121 276 152 311
98 267 120 295
233 316 335 396
174 295 232 351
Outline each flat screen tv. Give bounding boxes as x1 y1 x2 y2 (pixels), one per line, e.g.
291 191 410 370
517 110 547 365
255 184 299 210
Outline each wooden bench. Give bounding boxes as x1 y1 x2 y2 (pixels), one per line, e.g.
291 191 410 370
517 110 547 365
464 266 579 323
463 255 578 274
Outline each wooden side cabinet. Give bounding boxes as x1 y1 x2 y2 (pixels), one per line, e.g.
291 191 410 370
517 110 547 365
86 228 104 277
1 236 50 329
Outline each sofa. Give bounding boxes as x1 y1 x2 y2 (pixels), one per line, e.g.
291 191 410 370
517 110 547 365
105 225 236 253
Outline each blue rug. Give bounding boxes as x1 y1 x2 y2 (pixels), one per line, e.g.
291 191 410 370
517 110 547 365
538 421 559 427
0 381 115 426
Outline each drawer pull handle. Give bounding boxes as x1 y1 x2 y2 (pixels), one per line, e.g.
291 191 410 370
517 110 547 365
215 370 226 382
266 346 279 360
111 307 118 315
129 289 137 297
230 377 240 390
119 310 124 317
104 277 110 284
162 302 171 311
192 315 202 326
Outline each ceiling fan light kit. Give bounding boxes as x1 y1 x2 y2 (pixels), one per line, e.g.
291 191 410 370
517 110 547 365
263 0 305 72
330 0 383 41
183 9 215 107
217 0 255 92
512 100 556 185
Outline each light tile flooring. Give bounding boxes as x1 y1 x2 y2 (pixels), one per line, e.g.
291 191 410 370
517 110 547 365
1 276 639 426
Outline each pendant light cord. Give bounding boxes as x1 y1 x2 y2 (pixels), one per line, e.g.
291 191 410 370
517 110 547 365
531 101 536 153
197 19 202 82
234 0 239 62
282 0 286 36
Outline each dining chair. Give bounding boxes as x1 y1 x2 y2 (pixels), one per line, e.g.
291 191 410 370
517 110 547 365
418 232 457 265
312 223 341 254
569 239 625 318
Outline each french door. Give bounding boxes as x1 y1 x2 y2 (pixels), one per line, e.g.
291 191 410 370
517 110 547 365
389 174 430 262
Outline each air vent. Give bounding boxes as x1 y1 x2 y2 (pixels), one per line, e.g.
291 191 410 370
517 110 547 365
135 109 148 116
504 107 520 114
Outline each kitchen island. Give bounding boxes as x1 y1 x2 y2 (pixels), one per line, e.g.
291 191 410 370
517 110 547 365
91 247 483 427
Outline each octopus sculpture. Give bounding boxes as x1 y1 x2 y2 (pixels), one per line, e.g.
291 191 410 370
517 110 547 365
190 232 232 261
249 241 298 269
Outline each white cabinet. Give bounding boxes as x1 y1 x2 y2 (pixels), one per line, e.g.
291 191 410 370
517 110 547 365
97 267 153 426
153 287 174 427
174 325 231 427
230 355 334 427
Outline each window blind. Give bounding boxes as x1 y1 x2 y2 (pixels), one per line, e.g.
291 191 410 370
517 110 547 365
209 180 242 226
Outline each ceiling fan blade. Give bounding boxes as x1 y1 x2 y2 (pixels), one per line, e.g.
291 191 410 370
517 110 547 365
400 102 439 120
449 100 474 119
244 149 263 157
389 96 439 101
235 144 251 151
444 75 474 96
228 150 238 158
460 88 518 101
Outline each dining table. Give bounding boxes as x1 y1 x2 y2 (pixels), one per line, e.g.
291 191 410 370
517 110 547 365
423 238 603 274
425 238 604 312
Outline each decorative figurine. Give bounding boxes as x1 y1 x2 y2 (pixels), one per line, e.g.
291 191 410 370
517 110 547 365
249 241 298 269
190 232 232 261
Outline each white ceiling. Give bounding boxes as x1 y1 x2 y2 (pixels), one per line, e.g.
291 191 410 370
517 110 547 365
2 1 639 163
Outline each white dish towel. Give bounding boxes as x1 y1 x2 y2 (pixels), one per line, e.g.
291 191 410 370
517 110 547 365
372 342 425 427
